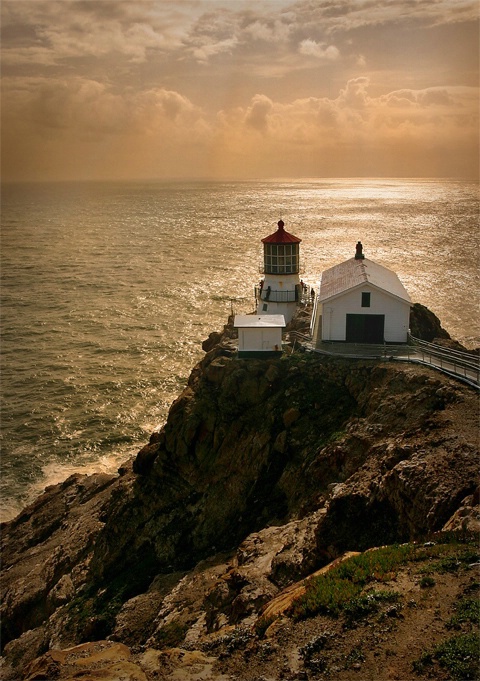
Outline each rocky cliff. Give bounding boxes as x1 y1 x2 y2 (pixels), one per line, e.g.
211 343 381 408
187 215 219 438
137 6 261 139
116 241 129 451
1 312 479 681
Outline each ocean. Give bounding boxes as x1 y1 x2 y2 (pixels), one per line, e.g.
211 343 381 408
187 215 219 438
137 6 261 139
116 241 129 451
1 178 479 521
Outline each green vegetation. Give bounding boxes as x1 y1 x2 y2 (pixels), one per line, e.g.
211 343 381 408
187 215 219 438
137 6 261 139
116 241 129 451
413 633 479 680
343 590 399 625
334 544 414 583
292 573 360 619
419 575 436 588
447 597 480 630
291 544 413 620
345 646 366 666
290 537 478 623
66 552 159 641
419 546 479 576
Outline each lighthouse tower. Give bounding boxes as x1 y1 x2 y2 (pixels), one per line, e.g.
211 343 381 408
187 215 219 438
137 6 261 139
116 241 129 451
256 220 302 323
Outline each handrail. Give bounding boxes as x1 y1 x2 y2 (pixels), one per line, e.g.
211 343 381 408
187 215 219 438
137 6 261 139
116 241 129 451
255 286 298 303
290 332 479 388
408 335 480 374
409 335 479 361
413 346 479 371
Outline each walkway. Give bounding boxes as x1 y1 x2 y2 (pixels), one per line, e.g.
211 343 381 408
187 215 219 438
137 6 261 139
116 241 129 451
292 334 480 390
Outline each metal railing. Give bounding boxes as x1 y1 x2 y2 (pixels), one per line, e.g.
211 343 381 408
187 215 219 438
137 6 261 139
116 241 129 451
287 331 479 388
408 335 479 385
255 286 298 303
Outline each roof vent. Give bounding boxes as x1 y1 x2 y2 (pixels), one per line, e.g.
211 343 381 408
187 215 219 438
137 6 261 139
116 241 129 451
278 220 284 230
355 241 365 259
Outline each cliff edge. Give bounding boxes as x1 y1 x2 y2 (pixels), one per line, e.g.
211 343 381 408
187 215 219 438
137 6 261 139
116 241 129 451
1 312 478 681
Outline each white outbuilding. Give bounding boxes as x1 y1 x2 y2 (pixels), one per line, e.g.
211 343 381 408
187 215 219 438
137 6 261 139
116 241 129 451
310 242 411 345
234 314 285 358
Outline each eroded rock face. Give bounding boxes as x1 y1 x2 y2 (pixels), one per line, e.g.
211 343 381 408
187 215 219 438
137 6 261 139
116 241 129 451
1 320 478 679
0 472 124 650
22 641 146 681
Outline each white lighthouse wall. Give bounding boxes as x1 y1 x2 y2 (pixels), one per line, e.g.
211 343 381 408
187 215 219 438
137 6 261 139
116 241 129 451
257 300 298 323
239 327 283 352
257 274 300 323
319 286 410 343
262 274 299 292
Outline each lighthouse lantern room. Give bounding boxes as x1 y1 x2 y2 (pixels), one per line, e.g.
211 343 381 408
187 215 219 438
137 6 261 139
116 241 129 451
256 220 302 323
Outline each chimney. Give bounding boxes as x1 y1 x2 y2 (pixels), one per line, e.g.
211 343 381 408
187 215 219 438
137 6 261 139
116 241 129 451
355 241 365 259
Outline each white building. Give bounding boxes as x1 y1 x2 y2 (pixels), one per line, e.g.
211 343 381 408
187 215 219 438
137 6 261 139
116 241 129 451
310 242 411 345
234 314 285 358
256 220 302 323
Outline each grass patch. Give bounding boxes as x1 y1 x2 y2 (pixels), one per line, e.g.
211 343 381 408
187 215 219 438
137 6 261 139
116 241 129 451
419 575 436 588
447 597 480 630
334 544 414 584
290 538 478 623
419 547 479 576
413 633 479 680
291 545 412 621
293 574 360 619
343 590 399 625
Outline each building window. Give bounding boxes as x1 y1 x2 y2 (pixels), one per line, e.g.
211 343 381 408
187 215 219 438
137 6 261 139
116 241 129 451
262 303 268 311
361 292 371 307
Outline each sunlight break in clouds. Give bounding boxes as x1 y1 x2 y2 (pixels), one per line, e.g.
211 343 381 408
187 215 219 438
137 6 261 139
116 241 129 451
1 0 478 181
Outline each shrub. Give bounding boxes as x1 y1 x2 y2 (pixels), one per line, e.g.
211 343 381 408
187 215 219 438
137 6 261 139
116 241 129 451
291 540 478 624
291 545 411 620
293 574 360 619
419 575 436 588
413 633 479 680
447 597 480 630
422 549 480 575
343 590 399 624
334 544 414 585
345 646 366 666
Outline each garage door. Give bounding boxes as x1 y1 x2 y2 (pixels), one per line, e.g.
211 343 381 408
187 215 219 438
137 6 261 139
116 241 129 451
346 314 385 343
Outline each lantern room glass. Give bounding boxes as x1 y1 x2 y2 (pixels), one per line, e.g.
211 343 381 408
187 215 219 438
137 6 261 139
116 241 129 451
264 243 299 274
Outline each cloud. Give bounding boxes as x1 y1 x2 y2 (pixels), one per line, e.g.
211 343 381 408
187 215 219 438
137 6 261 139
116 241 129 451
337 77 371 108
299 39 340 60
1 0 186 66
244 18 292 43
2 76 204 139
191 36 239 63
244 94 273 131
212 79 478 177
290 0 479 34
381 88 455 108
1 1 478 180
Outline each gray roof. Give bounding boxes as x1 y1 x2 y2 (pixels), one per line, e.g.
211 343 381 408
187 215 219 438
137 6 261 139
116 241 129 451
319 258 411 303
234 314 286 328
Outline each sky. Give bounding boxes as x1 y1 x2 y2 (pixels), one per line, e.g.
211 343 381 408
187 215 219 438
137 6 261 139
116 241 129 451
1 0 478 182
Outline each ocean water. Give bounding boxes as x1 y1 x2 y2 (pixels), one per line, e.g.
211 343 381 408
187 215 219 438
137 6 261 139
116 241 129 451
1 178 479 521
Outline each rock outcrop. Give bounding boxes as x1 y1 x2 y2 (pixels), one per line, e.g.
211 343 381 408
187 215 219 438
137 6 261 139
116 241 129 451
409 302 451 342
1 311 479 680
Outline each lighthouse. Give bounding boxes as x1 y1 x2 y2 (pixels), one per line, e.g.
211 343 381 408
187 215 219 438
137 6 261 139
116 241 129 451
256 220 302 323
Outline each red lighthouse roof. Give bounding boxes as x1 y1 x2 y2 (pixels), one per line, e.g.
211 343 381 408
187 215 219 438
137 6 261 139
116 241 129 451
262 220 301 244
